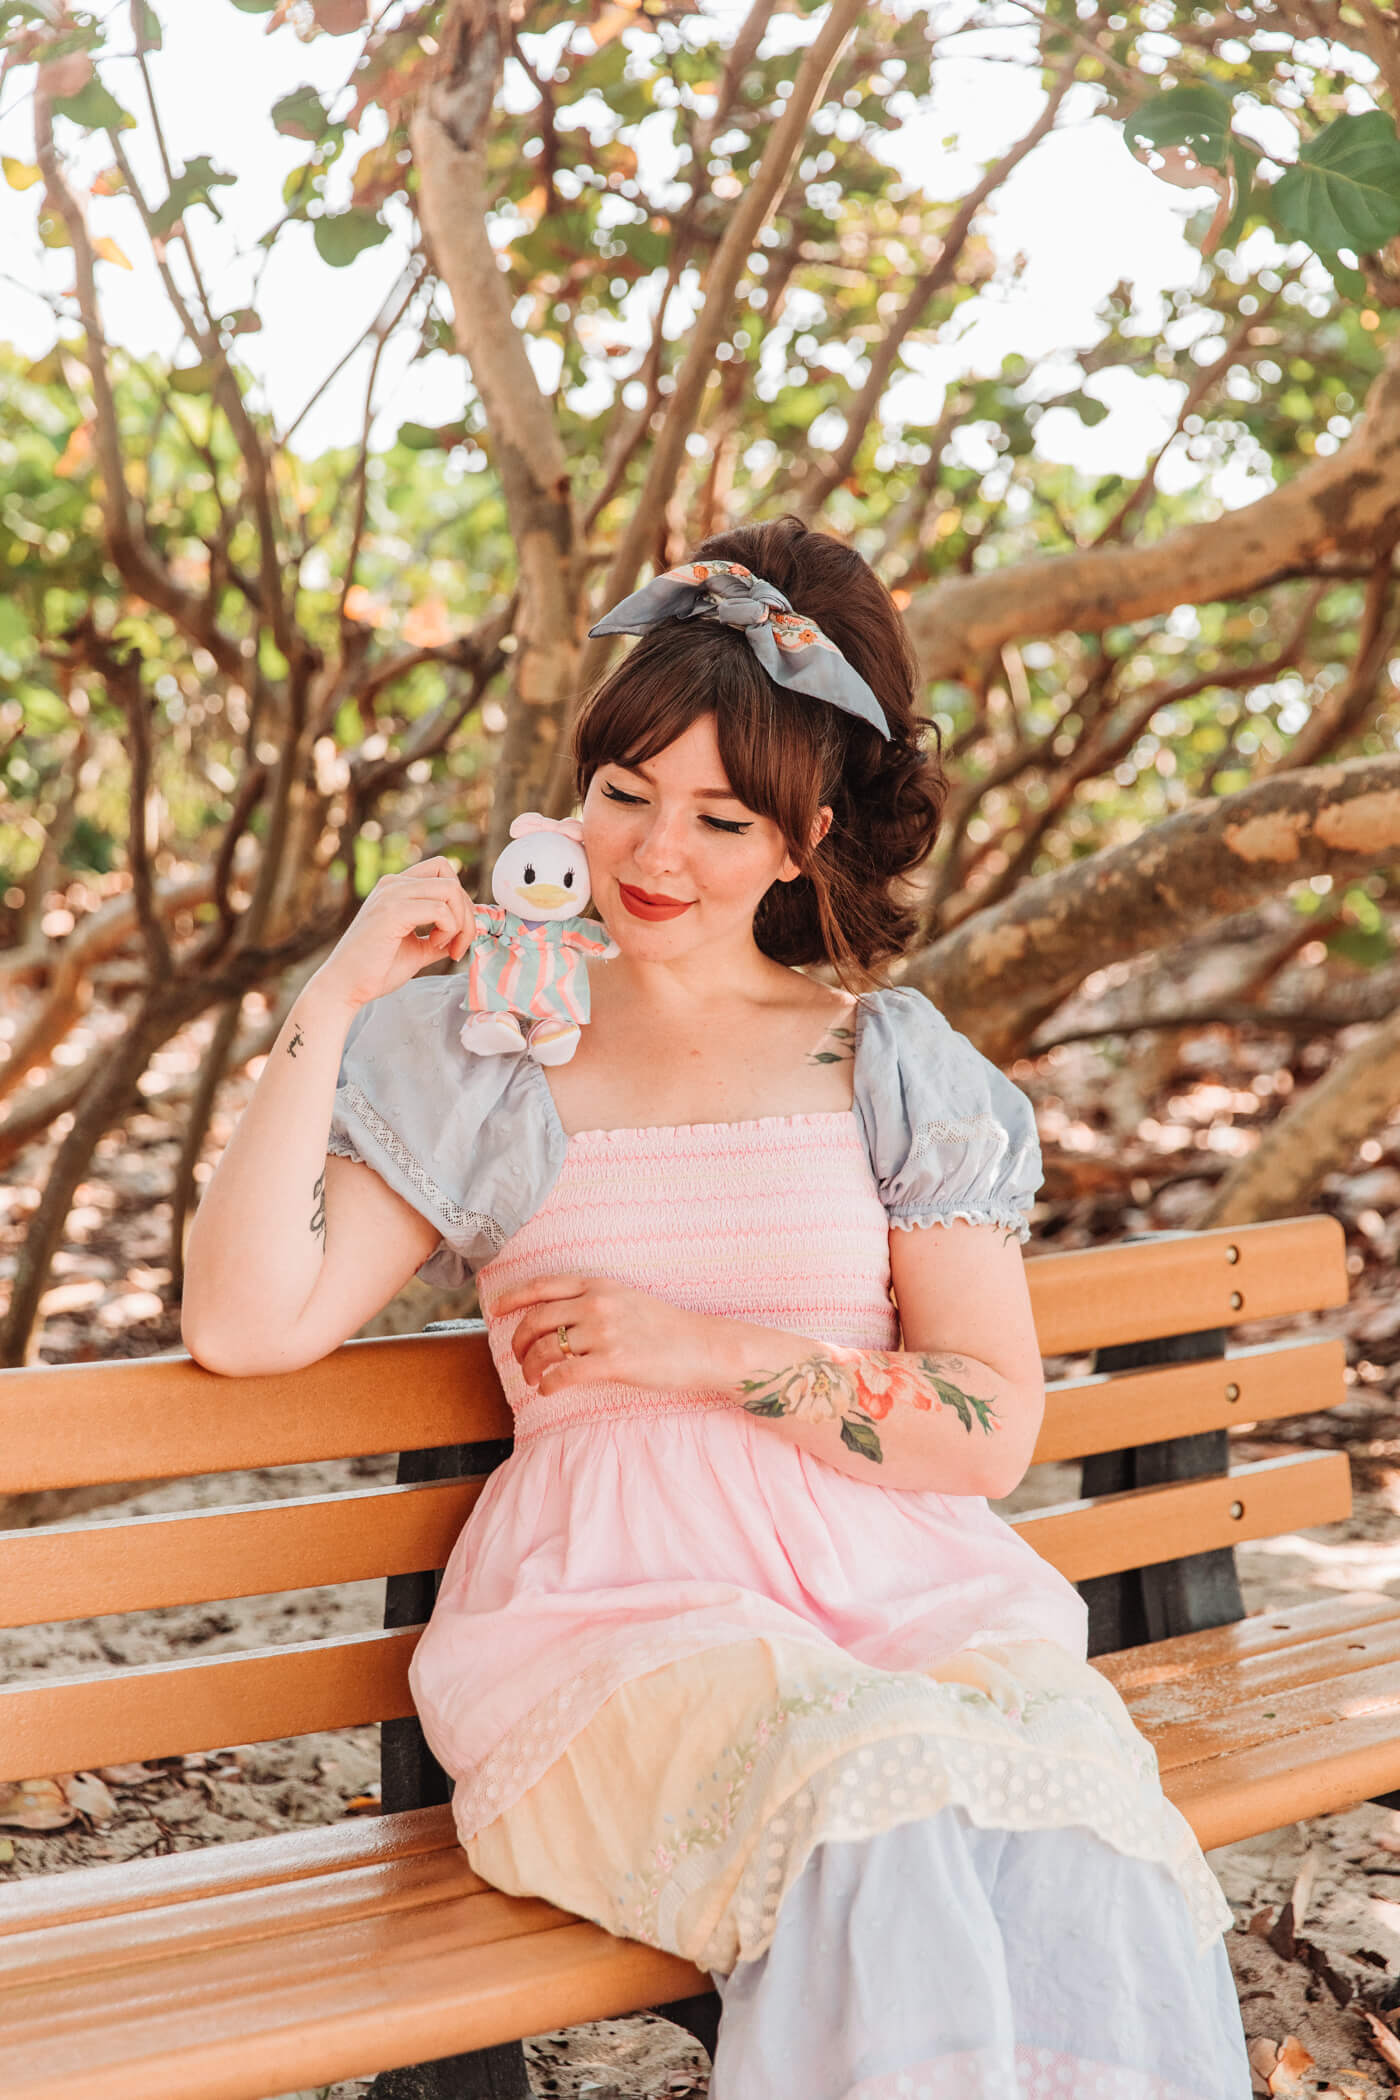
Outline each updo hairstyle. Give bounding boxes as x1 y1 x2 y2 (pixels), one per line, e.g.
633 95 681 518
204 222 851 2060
570 514 948 991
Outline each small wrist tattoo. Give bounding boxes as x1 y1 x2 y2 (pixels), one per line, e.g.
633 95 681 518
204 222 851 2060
287 1022 305 1058
310 1169 327 1249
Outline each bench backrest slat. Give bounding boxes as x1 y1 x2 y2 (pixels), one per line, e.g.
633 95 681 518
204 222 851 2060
1023 1216 1347 1358
1032 1335 1345 1463
0 1454 1351 1784
1 1479 485 1628
1013 1450 1351 1583
0 1344 1345 1627
0 1219 1346 1495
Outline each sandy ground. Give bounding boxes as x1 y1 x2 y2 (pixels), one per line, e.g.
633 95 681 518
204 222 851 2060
6 1440 1400 2099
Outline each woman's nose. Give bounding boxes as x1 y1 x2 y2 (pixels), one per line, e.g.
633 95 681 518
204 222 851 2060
633 808 688 870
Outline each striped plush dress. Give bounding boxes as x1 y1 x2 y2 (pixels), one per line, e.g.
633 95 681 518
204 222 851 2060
328 976 1251 2100
463 903 618 1025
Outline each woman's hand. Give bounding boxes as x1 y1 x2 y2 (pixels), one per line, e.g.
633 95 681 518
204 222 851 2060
486 1273 720 1394
308 857 477 1014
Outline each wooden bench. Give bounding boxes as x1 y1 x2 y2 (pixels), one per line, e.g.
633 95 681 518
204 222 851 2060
3 1214 1398 2100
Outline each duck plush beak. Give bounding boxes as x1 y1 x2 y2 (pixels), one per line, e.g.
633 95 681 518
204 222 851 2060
517 882 571 909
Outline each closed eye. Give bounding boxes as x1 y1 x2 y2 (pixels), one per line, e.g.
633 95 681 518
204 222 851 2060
602 783 751 834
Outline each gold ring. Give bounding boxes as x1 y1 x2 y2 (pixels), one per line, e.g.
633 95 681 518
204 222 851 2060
557 1323 573 1357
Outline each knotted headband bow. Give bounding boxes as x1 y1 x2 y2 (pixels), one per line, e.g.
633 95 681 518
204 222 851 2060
587 559 891 740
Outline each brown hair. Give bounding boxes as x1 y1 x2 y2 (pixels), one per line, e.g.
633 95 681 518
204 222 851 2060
571 515 948 991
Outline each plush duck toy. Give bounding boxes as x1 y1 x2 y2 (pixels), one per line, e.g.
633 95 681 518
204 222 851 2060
458 813 620 1066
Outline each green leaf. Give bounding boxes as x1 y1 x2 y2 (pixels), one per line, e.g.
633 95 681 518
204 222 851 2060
1272 110 1400 257
1219 139 1258 252
272 85 329 140
52 77 137 132
229 0 278 11
743 1395 788 1417
839 1415 883 1463
169 360 218 393
1317 251 1368 299
1124 82 1233 171
312 208 390 264
136 3 162 49
149 155 237 235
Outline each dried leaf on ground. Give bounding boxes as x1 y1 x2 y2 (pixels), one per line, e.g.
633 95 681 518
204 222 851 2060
1269 2035 1317 2097
0 1778 78 1831
59 1771 118 1822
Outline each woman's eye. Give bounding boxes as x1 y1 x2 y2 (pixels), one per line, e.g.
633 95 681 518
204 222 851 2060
601 783 749 834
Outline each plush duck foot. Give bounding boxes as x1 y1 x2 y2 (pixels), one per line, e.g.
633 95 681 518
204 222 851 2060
528 1018 582 1066
460 1011 527 1056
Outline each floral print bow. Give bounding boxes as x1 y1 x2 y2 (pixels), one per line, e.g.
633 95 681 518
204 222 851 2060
587 559 891 740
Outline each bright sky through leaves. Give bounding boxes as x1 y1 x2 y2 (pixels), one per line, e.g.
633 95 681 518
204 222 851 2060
0 1 1315 494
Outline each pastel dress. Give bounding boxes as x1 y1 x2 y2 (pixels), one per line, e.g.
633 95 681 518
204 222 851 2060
328 980 1251 2100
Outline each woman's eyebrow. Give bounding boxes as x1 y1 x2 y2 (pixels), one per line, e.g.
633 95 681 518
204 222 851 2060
616 760 743 803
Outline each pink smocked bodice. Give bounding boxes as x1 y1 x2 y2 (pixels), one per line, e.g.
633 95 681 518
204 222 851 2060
476 1111 900 1445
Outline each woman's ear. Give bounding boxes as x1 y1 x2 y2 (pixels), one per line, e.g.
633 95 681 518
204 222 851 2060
777 806 833 884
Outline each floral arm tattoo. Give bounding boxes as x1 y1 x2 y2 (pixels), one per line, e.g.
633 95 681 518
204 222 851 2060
737 1345 999 1466
310 1169 327 1250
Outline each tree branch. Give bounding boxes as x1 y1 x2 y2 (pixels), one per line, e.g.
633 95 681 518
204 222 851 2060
910 751 1400 1059
578 0 865 697
903 328 1400 684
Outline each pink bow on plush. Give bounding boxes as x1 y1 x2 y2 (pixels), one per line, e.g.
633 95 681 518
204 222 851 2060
509 812 585 843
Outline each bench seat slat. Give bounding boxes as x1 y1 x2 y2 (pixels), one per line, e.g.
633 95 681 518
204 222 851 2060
1144 1650 1400 1774
2 1859 550 1992
1103 1613 1400 1730
0 1903 703 2100
0 1802 461 1937
1160 1696 1400 1854
1096 1589 1400 1692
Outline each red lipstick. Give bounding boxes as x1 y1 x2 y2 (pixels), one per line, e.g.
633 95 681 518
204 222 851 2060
619 883 695 922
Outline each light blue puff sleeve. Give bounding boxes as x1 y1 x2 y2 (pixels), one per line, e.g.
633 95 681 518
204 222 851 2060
325 976 566 1289
853 985 1042 1243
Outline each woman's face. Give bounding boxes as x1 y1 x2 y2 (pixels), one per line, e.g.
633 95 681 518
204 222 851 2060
580 714 828 954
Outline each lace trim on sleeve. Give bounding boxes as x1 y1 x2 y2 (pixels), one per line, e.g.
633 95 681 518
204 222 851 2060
909 1113 1007 1159
325 1127 365 1164
340 1080 507 1252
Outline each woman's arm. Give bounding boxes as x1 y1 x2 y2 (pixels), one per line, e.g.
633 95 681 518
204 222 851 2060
180 981 442 1375
705 1220 1045 1496
180 859 474 1376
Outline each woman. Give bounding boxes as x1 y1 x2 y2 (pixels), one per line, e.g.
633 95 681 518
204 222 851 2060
182 516 1251 2098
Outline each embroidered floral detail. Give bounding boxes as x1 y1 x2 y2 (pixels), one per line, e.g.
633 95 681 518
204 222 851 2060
337 1081 506 1250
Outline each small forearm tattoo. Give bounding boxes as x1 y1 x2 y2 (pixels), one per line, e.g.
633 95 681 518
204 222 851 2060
807 1021 856 1066
287 1022 304 1058
737 1347 1000 1465
310 1169 327 1249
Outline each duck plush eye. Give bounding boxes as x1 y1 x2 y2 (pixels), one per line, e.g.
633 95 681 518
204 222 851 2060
524 863 536 884
564 868 575 888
